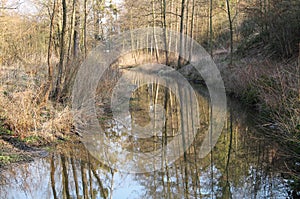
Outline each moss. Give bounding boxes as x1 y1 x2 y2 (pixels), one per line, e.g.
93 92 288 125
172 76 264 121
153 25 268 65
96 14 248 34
0 154 31 167
0 155 12 164
21 135 42 144
0 125 13 136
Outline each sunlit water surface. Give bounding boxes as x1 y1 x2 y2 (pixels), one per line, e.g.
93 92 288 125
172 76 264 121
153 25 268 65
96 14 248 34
0 68 292 198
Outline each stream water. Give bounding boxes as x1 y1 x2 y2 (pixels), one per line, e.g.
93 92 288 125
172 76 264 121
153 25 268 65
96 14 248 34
0 67 293 198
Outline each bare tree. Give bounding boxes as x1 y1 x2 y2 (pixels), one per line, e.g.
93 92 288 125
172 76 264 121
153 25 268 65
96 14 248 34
45 0 57 102
226 0 233 65
162 0 169 65
188 0 195 61
209 0 213 56
83 0 87 58
52 0 67 100
177 0 186 69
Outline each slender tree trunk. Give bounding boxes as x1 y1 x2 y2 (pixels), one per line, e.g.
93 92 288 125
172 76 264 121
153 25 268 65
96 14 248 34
67 0 76 64
168 0 174 55
81 162 88 199
71 157 80 199
152 0 160 61
210 103 214 198
209 0 213 56
91 164 108 199
226 106 233 172
226 0 233 65
53 0 67 100
109 170 114 199
235 0 240 42
177 0 186 69
61 155 71 199
175 7 179 53
50 155 58 199
185 0 189 36
93 1 100 41
88 155 94 199
188 0 195 62
296 42 300 101
129 9 137 63
162 0 169 65
184 0 190 59
73 6 80 58
45 0 56 102
83 0 87 58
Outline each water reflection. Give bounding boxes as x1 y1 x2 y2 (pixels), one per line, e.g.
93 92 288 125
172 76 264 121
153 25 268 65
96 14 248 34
86 64 209 173
0 68 292 198
0 118 291 198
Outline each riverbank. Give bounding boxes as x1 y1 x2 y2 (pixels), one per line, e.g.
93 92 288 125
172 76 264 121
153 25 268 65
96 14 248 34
1 65 298 198
0 66 75 168
0 55 299 171
0 120 84 169
181 53 300 181
0 122 78 168
219 56 299 152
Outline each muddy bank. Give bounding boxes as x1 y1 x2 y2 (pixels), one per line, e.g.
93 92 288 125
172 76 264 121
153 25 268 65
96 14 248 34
0 126 79 169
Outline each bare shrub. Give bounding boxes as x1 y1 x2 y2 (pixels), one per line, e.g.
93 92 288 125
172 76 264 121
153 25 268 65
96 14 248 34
224 58 299 145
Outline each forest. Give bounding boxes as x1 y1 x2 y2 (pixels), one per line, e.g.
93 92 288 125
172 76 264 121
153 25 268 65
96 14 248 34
0 0 299 198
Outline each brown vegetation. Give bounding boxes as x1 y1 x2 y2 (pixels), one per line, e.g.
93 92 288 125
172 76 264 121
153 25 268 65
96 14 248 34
0 67 73 144
0 0 299 181
222 57 299 143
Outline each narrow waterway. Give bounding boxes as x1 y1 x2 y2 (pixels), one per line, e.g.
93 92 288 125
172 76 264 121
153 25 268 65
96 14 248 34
0 67 292 198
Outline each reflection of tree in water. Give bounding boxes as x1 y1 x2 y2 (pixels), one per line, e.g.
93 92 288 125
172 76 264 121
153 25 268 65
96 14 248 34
49 143 111 199
0 71 293 198
130 88 290 198
0 121 292 199
92 68 290 198
93 66 202 173
128 83 182 153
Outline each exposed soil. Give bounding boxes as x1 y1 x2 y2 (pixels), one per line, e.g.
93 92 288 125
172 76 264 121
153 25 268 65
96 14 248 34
0 139 46 169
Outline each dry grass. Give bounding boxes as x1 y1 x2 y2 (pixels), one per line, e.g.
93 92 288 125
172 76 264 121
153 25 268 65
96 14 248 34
0 66 73 145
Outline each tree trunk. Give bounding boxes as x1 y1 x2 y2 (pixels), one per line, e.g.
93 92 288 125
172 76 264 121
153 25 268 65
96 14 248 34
184 0 189 59
152 0 160 61
209 0 213 56
188 0 195 62
45 0 57 102
71 157 80 199
81 162 88 199
73 6 80 58
50 155 58 199
61 155 71 199
53 0 67 100
162 0 169 65
67 0 76 64
83 0 87 58
177 0 186 69
226 0 233 65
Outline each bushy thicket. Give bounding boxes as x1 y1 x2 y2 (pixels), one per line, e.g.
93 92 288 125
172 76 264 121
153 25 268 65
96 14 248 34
238 0 300 59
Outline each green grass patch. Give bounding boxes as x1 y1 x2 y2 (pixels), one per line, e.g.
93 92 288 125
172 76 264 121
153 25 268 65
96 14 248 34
0 154 28 166
0 125 13 136
22 135 41 144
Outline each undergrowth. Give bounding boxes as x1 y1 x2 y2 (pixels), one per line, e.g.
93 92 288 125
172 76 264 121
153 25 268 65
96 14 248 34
0 66 73 146
225 57 300 160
